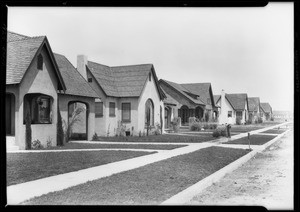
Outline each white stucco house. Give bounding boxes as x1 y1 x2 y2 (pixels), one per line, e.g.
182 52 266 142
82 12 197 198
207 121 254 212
214 90 249 125
77 55 166 136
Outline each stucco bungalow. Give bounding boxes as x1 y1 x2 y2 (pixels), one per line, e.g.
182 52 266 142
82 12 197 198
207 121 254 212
214 90 249 125
6 31 101 150
6 31 67 150
260 102 273 121
158 80 217 126
77 56 166 136
248 97 261 123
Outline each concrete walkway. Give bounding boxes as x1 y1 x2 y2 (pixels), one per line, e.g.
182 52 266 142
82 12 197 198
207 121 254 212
8 148 164 153
6 122 290 205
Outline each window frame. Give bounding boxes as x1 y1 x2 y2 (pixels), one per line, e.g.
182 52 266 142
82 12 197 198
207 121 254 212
228 111 232 118
88 77 93 82
109 102 116 117
121 102 131 122
95 102 104 118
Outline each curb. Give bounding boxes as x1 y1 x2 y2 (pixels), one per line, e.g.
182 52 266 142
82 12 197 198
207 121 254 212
161 126 291 205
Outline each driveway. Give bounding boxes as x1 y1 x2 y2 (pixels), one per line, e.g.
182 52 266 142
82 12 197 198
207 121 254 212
187 130 294 210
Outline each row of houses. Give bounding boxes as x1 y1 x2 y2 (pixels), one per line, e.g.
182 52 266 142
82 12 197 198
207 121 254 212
5 31 273 150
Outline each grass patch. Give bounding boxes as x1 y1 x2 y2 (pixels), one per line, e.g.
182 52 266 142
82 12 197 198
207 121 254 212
225 134 277 145
7 150 155 186
230 122 282 133
260 129 287 134
96 134 216 143
23 146 250 205
43 143 187 150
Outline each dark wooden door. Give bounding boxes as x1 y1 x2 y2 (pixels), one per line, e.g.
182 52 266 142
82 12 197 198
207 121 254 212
6 94 11 135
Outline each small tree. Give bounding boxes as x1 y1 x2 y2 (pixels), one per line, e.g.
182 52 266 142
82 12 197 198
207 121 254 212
63 107 85 143
25 112 32 150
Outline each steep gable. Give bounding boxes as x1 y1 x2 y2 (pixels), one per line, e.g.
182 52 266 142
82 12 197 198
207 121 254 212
248 97 260 112
226 93 248 111
6 31 66 91
181 83 215 107
260 102 272 113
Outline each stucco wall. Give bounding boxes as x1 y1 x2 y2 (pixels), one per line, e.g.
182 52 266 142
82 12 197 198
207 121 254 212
138 75 164 135
58 94 95 140
219 97 235 125
16 47 59 149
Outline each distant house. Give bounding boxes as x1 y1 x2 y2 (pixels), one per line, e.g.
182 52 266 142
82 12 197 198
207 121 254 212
6 31 66 149
78 55 166 136
158 80 217 125
260 102 273 121
248 97 261 123
215 90 249 125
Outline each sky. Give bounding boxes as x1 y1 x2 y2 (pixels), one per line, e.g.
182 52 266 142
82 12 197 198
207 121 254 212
7 3 294 111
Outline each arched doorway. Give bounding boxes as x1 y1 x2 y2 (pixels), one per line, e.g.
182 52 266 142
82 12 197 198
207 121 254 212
195 106 204 121
145 99 154 127
68 101 89 140
179 105 189 125
6 93 15 135
164 106 171 129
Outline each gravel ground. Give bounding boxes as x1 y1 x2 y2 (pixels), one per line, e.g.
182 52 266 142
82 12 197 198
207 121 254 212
187 130 294 210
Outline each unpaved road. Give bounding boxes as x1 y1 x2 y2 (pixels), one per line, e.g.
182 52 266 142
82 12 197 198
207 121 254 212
187 130 294 210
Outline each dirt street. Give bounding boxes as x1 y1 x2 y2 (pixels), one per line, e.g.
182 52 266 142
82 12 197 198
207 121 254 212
187 130 294 210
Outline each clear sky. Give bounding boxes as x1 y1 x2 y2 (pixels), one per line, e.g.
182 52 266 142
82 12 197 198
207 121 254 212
7 3 294 111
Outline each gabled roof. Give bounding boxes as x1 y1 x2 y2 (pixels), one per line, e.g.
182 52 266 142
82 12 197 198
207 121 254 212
160 86 178 106
213 95 221 104
6 31 66 91
54 53 98 98
87 61 165 99
260 102 272 113
181 83 215 107
159 79 205 105
225 93 248 111
248 97 260 112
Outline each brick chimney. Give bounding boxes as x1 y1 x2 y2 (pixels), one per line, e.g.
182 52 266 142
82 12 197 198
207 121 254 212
77 55 88 80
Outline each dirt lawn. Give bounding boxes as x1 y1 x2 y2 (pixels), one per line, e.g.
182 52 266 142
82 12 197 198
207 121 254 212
188 130 294 210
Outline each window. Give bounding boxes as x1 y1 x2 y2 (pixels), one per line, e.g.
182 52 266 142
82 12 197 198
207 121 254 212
88 78 92 82
95 102 103 117
109 102 115 117
236 111 243 119
149 72 151 81
228 111 232 118
37 54 43 70
24 94 52 124
122 103 131 122
145 99 154 127
69 103 77 118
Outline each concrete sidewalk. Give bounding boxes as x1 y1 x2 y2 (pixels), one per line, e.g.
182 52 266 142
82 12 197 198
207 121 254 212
7 122 290 205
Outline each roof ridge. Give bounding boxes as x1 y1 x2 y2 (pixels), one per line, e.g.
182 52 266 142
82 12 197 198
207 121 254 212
8 35 46 43
111 63 153 68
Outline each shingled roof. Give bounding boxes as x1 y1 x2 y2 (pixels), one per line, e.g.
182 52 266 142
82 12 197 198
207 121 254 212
159 79 205 105
248 97 260 112
260 102 272 113
213 95 221 105
181 83 215 107
225 93 248 111
160 86 178 106
54 53 98 98
87 61 165 99
6 31 66 91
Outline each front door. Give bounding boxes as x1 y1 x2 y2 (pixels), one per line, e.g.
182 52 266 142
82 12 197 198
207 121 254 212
6 94 11 135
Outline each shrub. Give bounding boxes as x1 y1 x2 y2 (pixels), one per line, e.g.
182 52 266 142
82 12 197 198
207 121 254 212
171 117 181 133
258 117 263 123
212 126 227 138
154 122 162 135
32 139 43 149
203 123 210 130
246 119 252 125
92 133 98 141
210 124 218 129
270 117 274 121
25 112 32 150
236 117 242 125
46 137 52 148
190 122 202 131
139 131 142 137
116 121 126 137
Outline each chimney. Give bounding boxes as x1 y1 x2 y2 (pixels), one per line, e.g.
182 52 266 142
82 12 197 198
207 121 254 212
77 55 88 80
220 89 226 124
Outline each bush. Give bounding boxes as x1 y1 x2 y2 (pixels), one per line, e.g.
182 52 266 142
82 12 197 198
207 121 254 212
246 119 252 125
258 117 263 123
32 139 43 149
92 133 98 141
203 123 210 130
210 124 218 129
212 126 227 138
46 137 52 148
270 117 274 121
236 117 242 125
190 122 202 131
171 117 181 133
154 122 162 135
